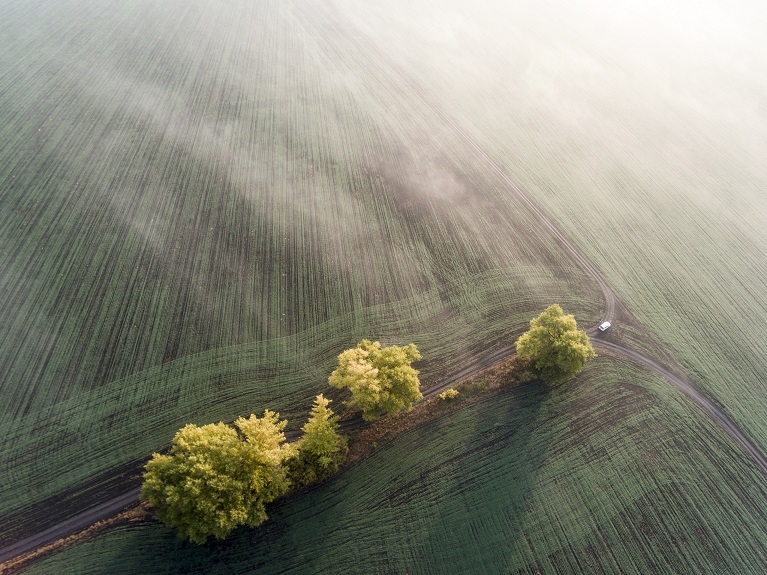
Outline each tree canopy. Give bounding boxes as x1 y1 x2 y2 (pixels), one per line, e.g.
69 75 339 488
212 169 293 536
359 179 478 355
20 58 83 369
515 304 596 384
328 340 422 420
140 411 294 544
288 394 348 487
141 339 421 542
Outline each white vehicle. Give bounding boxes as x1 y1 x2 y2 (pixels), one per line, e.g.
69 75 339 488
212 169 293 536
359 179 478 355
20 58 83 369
598 321 611 332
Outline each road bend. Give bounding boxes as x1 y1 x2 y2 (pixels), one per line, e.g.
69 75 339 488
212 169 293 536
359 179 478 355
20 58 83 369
594 339 767 476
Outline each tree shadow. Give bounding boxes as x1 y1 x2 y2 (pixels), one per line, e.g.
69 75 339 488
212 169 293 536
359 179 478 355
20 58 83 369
75 382 552 574
407 381 552 573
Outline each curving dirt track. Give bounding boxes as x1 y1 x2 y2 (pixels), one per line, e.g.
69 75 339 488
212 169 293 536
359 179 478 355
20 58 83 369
594 339 767 476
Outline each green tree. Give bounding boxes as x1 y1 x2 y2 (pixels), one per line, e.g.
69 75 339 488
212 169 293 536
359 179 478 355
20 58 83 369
329 339 422 420
515 304 596 384
140 411 294 544
288 394 348 487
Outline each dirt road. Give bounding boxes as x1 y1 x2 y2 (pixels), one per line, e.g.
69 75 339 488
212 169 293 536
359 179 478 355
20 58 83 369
594 339 767 476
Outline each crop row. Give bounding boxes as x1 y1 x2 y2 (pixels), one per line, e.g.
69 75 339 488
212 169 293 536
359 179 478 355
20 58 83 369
0 0 601 536
26 360 767 574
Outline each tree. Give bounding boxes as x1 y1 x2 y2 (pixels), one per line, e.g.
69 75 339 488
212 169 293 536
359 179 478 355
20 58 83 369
515 304 596 384
288 394 348 487
328 339 422 420
140 411 294 544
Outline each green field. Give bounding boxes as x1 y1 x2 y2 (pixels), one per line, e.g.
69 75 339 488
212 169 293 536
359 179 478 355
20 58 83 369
25 361 767 573
328 0 767 447
0 0 603 536
3 0 767 570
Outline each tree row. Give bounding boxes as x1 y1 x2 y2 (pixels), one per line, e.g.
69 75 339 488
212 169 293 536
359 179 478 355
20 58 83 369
141 305 595 543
